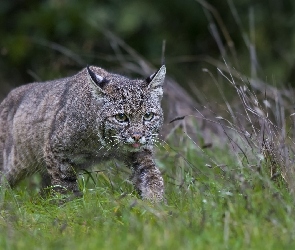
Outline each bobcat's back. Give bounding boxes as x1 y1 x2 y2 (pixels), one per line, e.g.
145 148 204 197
0 77 76 182
0 84 29 169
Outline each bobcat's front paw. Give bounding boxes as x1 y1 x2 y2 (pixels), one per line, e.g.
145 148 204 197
133 167 165 203
140 185 164 203
130 150 165 203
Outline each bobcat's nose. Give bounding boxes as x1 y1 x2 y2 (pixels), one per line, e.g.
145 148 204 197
132 133 142 142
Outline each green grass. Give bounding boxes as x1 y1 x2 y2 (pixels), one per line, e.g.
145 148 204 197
1 138 295 250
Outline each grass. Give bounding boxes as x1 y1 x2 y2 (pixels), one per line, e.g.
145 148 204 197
2 55 295 248
2 26 295 249
1 133 295 250
2 3 295 249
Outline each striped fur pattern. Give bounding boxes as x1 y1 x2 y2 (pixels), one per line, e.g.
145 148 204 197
0 65 166 202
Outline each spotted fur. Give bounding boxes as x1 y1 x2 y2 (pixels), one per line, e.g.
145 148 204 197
0 65 166 202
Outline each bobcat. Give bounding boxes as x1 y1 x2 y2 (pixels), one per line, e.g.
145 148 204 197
0 65 166 202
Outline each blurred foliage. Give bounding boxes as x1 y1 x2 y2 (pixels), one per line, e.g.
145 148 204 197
1 0 295 99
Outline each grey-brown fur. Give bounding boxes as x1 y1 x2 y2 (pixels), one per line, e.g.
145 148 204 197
0 65 166 202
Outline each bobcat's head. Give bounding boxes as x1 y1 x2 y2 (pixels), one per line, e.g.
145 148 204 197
87 65 166 152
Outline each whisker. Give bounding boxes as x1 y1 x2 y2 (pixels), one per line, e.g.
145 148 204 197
110 135 121 139
101 141 121 158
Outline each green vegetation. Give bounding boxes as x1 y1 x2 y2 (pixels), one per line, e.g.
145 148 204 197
1 126 295 249
2 0 295 249
2 0 295 95
0 143 295 249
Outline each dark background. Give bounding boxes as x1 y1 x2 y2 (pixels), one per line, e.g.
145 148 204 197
1 0 295 101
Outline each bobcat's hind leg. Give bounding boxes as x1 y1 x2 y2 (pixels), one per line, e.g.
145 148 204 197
130 150 164 202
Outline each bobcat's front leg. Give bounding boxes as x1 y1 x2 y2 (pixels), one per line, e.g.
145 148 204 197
44 153 81 197
130 150 164 202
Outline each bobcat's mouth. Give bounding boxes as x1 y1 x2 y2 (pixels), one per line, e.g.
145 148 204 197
131 143 141 148
124 135 148 149
123 141 153 152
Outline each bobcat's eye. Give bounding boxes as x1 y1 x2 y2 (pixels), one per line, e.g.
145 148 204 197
115 113 129 123
143 112 154 121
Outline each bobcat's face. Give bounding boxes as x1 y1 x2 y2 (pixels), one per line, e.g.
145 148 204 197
87 66 165 152
102 84 163 151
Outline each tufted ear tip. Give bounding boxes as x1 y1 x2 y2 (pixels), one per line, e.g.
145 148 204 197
145 65 166 98
146 65 166 85
87 66 109 89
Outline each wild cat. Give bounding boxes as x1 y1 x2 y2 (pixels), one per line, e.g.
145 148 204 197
0 65 166 202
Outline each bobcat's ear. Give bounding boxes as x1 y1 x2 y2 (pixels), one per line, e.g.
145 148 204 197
146 65 166 97
87 66 109 91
